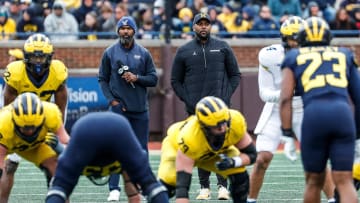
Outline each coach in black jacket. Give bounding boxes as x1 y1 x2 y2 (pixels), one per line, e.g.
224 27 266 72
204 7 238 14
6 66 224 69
170 12 241 200
171 13 241 115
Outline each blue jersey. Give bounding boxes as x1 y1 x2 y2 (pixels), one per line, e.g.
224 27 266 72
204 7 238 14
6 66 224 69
282 46 360 172
282 46 360 106
46 112 168 202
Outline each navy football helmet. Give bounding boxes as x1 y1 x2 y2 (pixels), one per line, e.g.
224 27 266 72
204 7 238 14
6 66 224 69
297 17 332 47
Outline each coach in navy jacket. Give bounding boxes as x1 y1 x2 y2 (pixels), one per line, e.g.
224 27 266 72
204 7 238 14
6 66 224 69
98 15 158 201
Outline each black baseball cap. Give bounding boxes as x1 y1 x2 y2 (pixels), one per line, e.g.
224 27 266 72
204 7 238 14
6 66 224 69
193 12 210 24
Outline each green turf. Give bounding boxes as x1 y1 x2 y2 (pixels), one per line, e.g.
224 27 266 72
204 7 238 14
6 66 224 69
8 153 355 202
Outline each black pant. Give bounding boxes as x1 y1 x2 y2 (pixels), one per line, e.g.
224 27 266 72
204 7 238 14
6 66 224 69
198 168 227 188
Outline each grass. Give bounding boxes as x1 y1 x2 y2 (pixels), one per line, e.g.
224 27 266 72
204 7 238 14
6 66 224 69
8 152 358 203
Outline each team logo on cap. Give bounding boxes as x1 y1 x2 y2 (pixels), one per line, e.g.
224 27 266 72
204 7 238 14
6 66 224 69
122 19 128 26
200 13 207 18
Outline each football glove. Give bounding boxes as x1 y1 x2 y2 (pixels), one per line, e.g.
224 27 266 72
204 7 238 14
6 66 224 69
355 139 360 163
216 154 235 171
281 136 297 162
354 178 360 191
45 134 64 155
280 127 297 162
45 134 58 149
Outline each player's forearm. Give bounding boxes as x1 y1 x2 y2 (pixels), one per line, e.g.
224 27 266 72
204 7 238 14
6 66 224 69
0 176 11 203
57 125 70 145
176 198 189 203
3 85 17 106
279 99 292 129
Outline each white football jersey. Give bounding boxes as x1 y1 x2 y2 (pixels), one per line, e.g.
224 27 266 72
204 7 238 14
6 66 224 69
254 44 303 139
257 44 284 103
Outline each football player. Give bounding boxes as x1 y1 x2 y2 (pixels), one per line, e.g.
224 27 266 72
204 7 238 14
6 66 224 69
280 17 360 203
2 33 68 195
248 16 335 203
157 96 257 203
3 33 68 119
45 112 168 203
0 92 69 202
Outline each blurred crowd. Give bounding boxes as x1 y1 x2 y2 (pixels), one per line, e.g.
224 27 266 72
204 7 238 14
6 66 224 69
0 0 359 41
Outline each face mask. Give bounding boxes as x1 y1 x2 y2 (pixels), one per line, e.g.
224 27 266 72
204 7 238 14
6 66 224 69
204 127 226 151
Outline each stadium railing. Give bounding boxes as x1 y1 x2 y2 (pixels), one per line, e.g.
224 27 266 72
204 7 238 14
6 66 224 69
9 30 360 40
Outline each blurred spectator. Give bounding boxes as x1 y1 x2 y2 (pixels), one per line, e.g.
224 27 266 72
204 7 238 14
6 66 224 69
231 14 251 38
97 2 116 38
0 6 16 40
132 3 149 26
138 19 155 39
329 7 358 37
25 1 44 18
230 14 250 33
251 5 280 37
173 0 186 18
79 10 101 40
340 0 360 20
245 0 264 14
19 0 31 11
40 0 54 17
302 1 323 20
267 0 302 23
8 48 24 63
44 1 79 41
153 0 165 39
7 0 22 22
301 0 336 22
138 3 159 39
353 8 360 29
153 0 163 16
207 5 226 36
242 4 256 29
16 6 44 39
135 4 152 29
62 0 81 12
204 0 223 7
114 2 128 22
173 7 193 39
72 0 96 24
189 0 207 15
217 3 251 37
217 3 238 34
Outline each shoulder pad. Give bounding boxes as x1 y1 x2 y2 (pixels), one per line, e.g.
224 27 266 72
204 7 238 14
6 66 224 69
229 109 247 134
43 102 62 131
4 61 26 83
176 118 206 158
258 44 284 69
50 60 68 81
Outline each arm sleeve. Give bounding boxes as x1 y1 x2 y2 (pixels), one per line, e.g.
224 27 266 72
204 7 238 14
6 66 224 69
224 43 241 94
171 49 187 102
44 18 54 33
136 51 158 87
258 65 280 103
98 52 115 103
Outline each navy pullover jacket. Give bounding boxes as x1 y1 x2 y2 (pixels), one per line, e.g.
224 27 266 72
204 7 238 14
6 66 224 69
98 40 158 112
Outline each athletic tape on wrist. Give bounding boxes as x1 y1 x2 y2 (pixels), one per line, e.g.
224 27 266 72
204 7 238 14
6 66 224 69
233 157 242 167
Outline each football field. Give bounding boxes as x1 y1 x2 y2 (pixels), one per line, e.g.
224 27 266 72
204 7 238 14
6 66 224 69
8 152 355 203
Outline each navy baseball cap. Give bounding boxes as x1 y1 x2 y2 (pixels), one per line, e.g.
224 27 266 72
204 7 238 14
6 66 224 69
193 12 210 24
